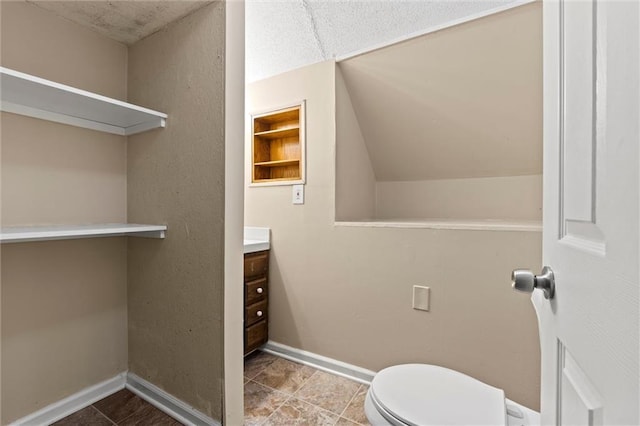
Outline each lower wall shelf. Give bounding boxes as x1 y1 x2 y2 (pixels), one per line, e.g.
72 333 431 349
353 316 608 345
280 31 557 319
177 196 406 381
0 223 168 243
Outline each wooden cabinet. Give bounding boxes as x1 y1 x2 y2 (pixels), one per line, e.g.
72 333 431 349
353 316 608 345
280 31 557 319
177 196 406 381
251 102 305 185
244 250 269 355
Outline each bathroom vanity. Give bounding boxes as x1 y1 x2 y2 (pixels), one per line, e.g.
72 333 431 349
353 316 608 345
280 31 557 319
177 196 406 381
244 227 270 355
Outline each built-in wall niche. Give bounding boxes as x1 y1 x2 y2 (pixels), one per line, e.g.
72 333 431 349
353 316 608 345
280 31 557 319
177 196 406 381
251 102 305 185
334 3 543 231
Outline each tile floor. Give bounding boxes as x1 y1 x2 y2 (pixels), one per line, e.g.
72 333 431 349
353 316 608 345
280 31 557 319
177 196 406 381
244 351 371 426
53 351 369 426
52 389 182 426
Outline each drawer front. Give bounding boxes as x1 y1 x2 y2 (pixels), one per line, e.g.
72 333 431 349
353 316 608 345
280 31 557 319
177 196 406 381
244 251 269 279
245 320 267 355
245 299 267 327
246 278 267 305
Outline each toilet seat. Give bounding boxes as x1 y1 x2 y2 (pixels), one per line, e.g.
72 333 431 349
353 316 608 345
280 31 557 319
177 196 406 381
369 364 507 426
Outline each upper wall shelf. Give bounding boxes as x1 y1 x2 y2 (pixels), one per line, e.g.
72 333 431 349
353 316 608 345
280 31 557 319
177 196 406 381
254 127 300 139
0 223 168 244
0 67 168 136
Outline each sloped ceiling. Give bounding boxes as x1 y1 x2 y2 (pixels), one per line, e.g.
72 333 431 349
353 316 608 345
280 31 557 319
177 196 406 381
338 2 542 181
26 1 213 45
246 0 520 82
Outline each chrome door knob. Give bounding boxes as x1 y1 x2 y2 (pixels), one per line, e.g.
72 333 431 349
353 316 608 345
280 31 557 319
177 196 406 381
511 266 555 299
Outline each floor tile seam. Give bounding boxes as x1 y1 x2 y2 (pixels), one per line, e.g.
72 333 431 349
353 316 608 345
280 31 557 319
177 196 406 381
90 404 119 425
285 393 348 418
339 415 368 426
295 368 361 395
243 369 263 381
335 416 358 426
293 373 363 418
263 393 343 424
243 352 278 377
247 381 356 425
115 404 146 426
90 405 118 425
245 378 294 426
295 392 350 418
286 358 321 393
244 361 273 381
258 393 296 425
334 416 360 426
336 383 364 421
290 368 321 397
341 416 370 426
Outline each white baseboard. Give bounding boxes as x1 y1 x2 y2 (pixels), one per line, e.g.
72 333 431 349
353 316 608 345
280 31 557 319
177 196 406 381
8 372 220 426
126 373 220 426
9 372 127 426
262 341 376 385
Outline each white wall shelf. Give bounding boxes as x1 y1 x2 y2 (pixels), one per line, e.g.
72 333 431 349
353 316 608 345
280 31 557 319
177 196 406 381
0 224 168 243
0 67 168 135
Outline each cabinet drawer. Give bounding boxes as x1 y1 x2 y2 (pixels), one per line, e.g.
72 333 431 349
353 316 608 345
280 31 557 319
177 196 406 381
245 299 267 327
246 278 267 306
244 251 269 279
245 320 267 355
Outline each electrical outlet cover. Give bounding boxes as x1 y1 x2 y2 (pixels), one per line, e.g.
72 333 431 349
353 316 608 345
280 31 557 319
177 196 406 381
413 285 430 311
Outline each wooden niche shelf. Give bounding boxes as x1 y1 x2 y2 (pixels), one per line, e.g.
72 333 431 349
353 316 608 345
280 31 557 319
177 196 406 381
252 102 305 185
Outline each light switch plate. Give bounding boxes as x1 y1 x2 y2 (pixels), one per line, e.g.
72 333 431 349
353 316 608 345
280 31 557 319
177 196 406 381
413 285 430 311
292 184 304 204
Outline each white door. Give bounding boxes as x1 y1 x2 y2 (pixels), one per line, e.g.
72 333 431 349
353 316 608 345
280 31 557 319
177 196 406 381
534 0 639 424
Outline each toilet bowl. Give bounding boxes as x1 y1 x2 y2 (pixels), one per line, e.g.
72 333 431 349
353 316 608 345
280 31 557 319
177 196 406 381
364 364 539 426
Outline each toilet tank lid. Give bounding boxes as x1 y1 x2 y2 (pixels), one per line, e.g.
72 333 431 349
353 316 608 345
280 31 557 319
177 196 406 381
370 364 506 426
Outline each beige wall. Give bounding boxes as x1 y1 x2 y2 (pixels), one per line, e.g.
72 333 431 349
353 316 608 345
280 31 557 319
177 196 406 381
0 1 127 225
335 67 376 221
246 59 542 409
0 2 128 423
127 2 226 420
2 239 127 422
375 175 542 220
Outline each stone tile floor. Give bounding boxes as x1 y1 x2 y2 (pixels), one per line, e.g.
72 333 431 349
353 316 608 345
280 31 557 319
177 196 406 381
244 351 371 426
53 351 370 425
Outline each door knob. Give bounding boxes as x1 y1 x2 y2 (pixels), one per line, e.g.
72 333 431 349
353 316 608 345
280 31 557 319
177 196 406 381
511 266 555 299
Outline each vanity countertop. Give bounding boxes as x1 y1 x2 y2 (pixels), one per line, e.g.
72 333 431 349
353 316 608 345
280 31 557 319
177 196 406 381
244 227 270 254
244 239 270 254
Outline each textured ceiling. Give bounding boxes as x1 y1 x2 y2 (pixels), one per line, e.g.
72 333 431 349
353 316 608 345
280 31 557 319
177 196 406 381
338 2 542 181
246 0 520 82
26 1 214 45
24 0 523 83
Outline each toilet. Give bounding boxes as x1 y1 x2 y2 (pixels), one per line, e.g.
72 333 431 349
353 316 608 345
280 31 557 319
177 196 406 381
364 364 539 426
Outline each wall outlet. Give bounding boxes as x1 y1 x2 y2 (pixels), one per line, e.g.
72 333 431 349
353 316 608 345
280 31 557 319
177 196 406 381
413 285 430 311
292 184 304 204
